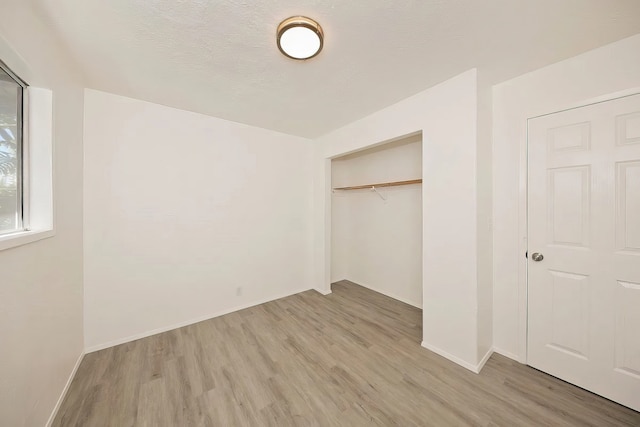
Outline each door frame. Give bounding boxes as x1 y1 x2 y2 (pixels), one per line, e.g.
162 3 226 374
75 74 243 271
520 89 640 364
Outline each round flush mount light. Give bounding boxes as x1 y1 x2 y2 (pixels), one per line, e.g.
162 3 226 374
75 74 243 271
277 16 324 60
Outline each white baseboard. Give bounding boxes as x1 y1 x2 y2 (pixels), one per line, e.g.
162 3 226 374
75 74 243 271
421 341 478 372
492 347 521 362
345 279 422 309
476 348 494 373
46 351 85 427
421 341 494 374
85 287 312 353
314 288 332 295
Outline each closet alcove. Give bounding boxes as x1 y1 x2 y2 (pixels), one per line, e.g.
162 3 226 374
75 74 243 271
330 133 423 312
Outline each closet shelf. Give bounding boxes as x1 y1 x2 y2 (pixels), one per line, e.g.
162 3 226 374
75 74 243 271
332 179 422 191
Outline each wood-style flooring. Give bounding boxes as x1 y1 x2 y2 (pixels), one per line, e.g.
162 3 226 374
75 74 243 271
53 280 640 426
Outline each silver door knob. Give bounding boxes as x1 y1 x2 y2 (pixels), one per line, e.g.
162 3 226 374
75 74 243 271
532 252 544 262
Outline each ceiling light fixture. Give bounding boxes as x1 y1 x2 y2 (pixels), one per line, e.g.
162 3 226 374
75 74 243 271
277 16 324 60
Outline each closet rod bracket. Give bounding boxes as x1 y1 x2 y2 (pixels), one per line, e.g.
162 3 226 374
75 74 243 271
371 186 386 201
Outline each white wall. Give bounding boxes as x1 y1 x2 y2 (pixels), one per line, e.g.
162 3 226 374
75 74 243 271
314 70 486 370
476 71 494 364
330 169 349 283
0 3 85 426
83 89 314 350
492 34 640 361
331 135 423 308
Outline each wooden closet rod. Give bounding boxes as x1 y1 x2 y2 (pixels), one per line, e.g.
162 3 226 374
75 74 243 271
332 179 422 191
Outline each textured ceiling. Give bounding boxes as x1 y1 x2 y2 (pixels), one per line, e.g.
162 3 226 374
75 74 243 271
33 0 640 138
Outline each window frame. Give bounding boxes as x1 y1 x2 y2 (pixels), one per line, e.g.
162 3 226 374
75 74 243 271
0 58 28 236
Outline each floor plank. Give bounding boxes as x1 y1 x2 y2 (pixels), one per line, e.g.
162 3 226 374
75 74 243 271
53 280 640 426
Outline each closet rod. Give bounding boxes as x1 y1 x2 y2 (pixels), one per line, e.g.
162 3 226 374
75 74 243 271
332 179 422 191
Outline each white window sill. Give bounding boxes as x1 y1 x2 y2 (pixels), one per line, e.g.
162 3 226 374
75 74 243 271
0 229 55 252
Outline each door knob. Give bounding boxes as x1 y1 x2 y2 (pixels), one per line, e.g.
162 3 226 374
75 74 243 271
532 252 544 262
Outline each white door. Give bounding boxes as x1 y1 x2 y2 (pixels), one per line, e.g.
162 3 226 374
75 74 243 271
528 93 640 411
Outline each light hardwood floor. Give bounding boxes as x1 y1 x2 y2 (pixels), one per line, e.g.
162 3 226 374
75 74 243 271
53 280 640 426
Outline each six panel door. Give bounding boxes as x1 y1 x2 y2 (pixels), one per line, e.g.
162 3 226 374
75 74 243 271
528 93 640 411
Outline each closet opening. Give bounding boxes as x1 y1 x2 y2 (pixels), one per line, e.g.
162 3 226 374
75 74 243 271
330 132 423 339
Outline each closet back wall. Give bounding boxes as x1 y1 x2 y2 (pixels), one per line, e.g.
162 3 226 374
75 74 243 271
83 89 314 351
331 135 422 307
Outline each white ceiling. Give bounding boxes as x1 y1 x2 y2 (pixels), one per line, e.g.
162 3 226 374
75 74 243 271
34 0 640 138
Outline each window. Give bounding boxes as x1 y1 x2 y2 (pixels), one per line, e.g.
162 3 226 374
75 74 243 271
0 60 26 235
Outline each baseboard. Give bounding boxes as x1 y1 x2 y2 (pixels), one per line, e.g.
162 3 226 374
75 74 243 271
492 347 521 362
85 287 312 353
46 351 85 427
421 341 493 374
476 348 494 373
346 279 421 309
314 288 332 296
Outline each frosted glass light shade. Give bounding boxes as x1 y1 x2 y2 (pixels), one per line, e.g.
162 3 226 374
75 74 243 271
277 16 323 60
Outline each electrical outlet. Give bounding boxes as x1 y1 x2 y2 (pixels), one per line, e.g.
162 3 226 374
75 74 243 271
236 286 243 296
